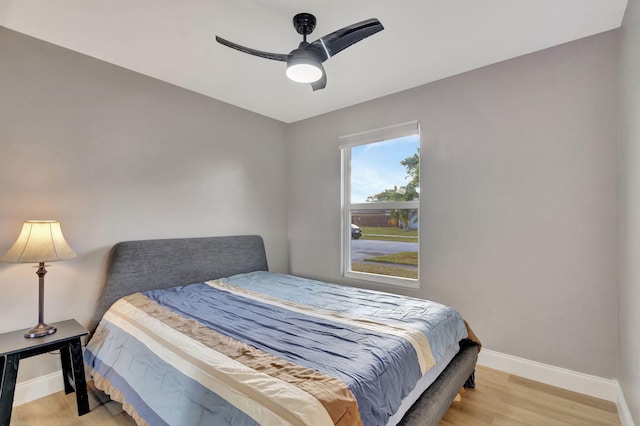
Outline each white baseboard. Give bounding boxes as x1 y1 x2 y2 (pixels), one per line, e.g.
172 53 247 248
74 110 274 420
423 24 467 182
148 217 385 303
13 370 64 406
616 381 637 426
477 348 617 402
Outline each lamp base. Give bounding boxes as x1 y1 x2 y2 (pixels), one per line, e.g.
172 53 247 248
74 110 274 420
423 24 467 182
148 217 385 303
24 323 57 338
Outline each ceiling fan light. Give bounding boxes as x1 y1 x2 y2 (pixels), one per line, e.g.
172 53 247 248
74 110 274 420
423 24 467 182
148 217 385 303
286 63 323 83
286 48 323 83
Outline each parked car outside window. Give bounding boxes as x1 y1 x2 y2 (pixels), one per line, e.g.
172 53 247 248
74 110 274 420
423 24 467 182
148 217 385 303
351 224 362 239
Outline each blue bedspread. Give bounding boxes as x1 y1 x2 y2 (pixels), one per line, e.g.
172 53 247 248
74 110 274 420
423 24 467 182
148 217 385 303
85 271 469 426
222 272 468 364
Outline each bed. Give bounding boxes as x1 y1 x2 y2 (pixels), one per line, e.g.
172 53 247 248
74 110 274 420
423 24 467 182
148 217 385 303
85 235 479 426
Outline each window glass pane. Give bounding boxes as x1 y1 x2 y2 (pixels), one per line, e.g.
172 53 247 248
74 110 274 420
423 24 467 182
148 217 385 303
350 135 420 203
342 124 420 287
349 209 418 280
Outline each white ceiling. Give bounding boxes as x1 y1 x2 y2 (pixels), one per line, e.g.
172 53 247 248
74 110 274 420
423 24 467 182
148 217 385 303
0 0 628 123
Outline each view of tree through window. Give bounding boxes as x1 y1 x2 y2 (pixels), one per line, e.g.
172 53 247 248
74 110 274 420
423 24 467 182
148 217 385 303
343 130 420 287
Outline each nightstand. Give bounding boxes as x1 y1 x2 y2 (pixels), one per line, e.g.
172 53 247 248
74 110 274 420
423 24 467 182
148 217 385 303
0 319 90 425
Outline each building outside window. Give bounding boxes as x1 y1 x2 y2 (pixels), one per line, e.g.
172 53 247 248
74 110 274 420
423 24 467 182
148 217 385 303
340 121 420 288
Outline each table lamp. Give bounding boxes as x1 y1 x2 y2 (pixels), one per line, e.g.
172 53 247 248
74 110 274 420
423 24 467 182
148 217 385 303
1 220 76 338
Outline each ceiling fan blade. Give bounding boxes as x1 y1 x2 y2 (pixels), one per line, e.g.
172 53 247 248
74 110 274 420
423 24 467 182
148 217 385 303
308 18 384 62
311 64 327 91
215 36 288 61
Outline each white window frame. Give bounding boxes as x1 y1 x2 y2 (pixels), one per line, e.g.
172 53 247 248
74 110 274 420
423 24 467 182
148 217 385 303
340 121 420 289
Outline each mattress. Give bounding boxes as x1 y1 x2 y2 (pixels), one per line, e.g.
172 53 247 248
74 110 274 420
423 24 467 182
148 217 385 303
85 271 470 426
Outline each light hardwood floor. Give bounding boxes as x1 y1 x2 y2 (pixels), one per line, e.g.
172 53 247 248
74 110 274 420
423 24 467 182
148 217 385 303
10 365 621 425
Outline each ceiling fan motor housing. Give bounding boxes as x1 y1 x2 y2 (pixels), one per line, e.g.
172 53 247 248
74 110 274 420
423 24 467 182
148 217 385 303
293 13 317 36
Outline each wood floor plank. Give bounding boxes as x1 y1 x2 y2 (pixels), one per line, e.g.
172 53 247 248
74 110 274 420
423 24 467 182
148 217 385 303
488 371 618 423
11 365 621 425
439 366 619 426
507 374 619 413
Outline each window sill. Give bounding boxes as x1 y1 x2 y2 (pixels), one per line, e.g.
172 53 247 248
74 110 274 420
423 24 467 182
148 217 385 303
344 270 420 289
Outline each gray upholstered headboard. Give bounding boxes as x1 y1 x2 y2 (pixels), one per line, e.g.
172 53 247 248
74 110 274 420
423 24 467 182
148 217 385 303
89 235 268 333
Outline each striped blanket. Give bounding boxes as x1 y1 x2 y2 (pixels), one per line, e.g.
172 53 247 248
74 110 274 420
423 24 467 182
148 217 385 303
85 272 469 426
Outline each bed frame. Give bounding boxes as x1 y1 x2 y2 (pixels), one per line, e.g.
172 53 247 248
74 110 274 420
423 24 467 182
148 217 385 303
90 234 478 426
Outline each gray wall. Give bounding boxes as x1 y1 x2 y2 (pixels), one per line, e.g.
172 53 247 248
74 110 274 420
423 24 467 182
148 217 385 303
0 27 288 381
286 31 619 378
619 0 640 422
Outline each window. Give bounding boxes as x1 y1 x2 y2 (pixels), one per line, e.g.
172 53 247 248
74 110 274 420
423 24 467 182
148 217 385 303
340 121 420 288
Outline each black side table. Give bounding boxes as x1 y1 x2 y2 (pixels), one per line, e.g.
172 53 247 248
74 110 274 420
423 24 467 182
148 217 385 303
0 319 89 425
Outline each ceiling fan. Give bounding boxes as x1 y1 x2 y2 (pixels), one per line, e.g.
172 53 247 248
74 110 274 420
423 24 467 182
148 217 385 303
215 13 384 91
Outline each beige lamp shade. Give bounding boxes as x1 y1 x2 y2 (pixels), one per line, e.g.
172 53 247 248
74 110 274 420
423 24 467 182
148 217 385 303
1 220 76 263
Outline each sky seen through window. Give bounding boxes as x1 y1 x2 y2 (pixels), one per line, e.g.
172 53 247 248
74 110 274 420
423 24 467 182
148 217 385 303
350 134 420 203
